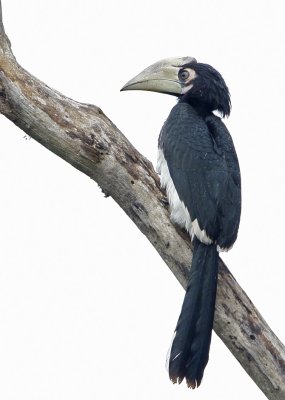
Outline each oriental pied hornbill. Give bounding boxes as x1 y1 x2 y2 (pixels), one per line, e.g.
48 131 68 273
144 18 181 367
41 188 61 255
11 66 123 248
121 57 241 389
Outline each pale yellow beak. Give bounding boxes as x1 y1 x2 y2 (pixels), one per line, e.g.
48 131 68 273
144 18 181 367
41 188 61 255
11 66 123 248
121 56 196 95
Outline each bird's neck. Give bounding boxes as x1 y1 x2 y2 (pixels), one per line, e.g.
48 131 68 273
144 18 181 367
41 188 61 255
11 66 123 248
178 97 213 119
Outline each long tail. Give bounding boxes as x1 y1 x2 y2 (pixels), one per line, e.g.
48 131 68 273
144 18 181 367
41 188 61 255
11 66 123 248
168 239 219 389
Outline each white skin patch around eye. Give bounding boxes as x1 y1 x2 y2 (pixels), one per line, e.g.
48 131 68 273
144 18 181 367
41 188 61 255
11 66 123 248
181 83 193 94
180 68 196 94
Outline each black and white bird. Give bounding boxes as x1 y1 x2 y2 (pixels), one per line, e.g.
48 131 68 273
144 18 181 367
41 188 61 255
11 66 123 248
121 57 241 389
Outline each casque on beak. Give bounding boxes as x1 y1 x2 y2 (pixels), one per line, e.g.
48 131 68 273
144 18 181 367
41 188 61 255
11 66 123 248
121 56 196 96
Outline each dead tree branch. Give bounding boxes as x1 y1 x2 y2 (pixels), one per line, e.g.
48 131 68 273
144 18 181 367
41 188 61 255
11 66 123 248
0 2 284 398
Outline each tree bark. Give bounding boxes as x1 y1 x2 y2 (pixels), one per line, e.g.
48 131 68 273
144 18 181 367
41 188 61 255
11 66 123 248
0 2 284 399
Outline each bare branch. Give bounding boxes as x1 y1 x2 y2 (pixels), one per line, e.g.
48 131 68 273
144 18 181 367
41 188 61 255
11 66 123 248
0 1 3 33
0 4 284 399
0 2 11 52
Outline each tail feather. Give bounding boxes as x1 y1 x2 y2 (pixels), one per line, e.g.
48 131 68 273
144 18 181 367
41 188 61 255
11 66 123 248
168 239 218 388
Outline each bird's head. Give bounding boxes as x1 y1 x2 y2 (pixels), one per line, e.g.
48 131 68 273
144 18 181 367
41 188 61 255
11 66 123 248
121 57 231 118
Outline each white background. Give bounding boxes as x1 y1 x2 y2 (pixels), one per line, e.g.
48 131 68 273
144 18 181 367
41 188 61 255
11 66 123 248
0 1 284 399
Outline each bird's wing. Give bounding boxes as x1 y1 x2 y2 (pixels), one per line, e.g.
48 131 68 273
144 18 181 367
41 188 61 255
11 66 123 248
159 103 240 249
205 114 241 248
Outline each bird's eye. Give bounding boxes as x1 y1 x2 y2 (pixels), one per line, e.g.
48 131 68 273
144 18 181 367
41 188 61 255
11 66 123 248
178 69 190 82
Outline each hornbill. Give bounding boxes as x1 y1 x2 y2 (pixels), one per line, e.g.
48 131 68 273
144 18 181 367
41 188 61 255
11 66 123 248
121 57 241 389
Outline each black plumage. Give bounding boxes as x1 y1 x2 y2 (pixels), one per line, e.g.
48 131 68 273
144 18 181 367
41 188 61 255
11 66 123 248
122 57 241 389
159 101 240 250
180 62 232 117
160 101 240 387
168 239 218 387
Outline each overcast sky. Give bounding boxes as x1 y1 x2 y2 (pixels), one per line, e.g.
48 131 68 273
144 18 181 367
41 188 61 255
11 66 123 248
0 1 284 399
